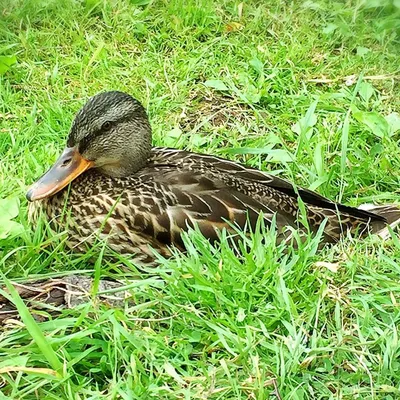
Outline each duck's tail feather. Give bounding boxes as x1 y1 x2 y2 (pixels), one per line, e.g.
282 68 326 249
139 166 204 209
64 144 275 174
358 203 400 239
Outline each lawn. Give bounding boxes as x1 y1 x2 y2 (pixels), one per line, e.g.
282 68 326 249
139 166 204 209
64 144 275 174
1 0 400 398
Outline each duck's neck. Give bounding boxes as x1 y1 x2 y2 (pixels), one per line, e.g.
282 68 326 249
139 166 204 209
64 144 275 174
96 152 151 177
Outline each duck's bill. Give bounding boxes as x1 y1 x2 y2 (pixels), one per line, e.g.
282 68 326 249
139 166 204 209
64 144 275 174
26 147 94 202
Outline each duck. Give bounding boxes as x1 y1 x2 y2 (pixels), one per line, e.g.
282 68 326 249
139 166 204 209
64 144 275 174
26 91 400 265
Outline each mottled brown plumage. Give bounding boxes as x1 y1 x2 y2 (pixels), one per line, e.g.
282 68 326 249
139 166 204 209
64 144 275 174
27 91 400 265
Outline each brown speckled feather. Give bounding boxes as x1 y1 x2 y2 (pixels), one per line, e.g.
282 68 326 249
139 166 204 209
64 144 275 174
29 147 400 265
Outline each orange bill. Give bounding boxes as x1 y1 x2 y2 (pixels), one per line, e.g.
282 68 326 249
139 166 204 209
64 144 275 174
26 147 94 202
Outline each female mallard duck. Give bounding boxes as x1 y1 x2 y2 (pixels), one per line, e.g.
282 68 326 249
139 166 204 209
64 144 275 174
27 91 400 264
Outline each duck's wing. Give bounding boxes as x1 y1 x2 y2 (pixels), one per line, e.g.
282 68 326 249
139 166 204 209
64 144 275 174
151 148 386 220
149 148 396 239
118 170 298 253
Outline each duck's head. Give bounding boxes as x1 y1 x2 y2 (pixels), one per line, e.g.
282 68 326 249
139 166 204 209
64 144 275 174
26 91 152 202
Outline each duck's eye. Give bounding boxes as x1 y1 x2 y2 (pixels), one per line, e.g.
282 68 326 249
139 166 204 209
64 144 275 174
102 121 112 131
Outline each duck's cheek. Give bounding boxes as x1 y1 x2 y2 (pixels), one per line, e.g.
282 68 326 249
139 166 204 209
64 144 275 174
91 155 122 169
26 147 94 201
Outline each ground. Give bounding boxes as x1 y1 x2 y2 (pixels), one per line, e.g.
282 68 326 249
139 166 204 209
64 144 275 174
0 0 400 399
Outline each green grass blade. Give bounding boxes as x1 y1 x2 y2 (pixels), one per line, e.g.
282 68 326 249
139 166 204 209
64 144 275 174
0 273 64 376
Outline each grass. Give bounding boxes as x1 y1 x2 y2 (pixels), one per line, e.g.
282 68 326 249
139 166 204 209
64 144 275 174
0 0 400 398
